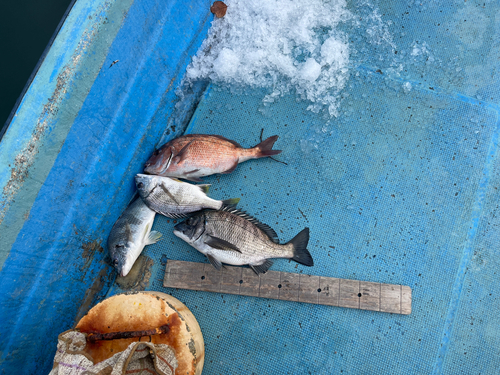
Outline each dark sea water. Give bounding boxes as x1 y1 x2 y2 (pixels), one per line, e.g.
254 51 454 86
0 0 73 136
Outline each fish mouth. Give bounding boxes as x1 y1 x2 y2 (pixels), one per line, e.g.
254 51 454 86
134 174 151 196
144 150 173 176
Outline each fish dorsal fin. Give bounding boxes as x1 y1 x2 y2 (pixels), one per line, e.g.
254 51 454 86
205 235 241 253
163 212 190 219
211 134 242 148
220 206 279 243
198 184 211 194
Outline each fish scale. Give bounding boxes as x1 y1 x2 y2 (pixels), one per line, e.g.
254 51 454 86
205 211 293 258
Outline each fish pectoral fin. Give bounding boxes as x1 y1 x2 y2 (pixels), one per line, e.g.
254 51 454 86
221 162 238 174
250 259 273 274
184 176 204 182
207 254 222 270
145 230 162 245
205 235 241 253
162 212 189 219
198 184 211 194
173 140 194 164
160 183 180 205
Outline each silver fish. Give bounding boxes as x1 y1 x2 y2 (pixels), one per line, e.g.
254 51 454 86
173 207 313 274
135 174 240 218
108 198 162 277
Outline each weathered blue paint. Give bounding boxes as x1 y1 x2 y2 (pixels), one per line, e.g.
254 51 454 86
1 0 500 374
0 0 131 269
0 0 212 372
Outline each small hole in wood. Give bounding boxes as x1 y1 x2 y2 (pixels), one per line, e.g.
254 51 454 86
317 288 321 293
201 276 205 280
239 280 243 284
358 293 362 297
278 284 282 288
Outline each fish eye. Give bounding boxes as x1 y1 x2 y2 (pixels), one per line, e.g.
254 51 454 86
113 259 119 265
137 182 144 189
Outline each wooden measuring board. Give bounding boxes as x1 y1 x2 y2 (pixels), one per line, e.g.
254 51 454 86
163 260 412 315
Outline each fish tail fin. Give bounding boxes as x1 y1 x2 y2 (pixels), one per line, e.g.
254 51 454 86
287 227 313 266
253 135 282 158
221 198 240 209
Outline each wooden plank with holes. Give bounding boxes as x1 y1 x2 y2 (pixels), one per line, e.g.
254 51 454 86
359 281 381 311
164 260 412 315
279 272 300 302
318 276 340 306
298 274 319 304
238 267 260 297
340 279 360 309
199 264 222 292
220 265 242 294
259 271 281 299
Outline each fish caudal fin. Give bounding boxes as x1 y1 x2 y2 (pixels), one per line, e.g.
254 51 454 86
288 227 313 266
221 198 240 209
253 135 282 158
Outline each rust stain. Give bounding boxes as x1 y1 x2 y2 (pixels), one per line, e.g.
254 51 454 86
87 323 170 342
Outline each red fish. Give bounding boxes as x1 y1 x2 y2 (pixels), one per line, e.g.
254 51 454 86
144 134 281 181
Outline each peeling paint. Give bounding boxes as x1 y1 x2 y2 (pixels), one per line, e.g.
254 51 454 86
0 1 113 226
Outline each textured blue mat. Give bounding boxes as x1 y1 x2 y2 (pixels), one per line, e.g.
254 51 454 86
134 1 500 373
138 80 499 373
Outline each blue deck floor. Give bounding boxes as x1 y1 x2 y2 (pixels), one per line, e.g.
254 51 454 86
130 78 500 374
0 0 499 373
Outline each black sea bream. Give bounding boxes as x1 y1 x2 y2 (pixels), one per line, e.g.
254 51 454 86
173 207 313 274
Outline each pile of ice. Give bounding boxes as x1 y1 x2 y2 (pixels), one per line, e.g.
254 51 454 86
185 0 353 117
